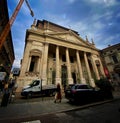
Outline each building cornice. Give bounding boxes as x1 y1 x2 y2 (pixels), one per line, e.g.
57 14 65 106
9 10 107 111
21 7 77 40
26 29 99 55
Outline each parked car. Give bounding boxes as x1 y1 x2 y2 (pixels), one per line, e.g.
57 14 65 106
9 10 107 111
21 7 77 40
65 84 103 104
21 79 57 98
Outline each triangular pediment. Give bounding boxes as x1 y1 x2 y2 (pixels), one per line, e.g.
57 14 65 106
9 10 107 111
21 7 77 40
46 30 95 48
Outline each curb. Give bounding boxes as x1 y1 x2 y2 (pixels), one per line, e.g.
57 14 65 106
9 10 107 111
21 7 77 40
39 98 117 115
1 97 120 122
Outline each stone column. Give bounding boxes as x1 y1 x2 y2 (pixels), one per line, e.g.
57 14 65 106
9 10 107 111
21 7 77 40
66 48 73 84
20 42 31 76
76 50 86 84
84 52 95 87
55 46 61 84
99 58 106 78
42 43 49 85
27 56 32 72
90 54 100 80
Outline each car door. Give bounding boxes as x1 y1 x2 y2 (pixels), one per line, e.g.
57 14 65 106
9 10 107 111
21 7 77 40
76 85 88 102
31 80 40 93
79 85 94 102
86 85 95 101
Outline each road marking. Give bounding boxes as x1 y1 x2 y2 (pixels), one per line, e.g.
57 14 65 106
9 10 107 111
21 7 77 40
21 120 41 123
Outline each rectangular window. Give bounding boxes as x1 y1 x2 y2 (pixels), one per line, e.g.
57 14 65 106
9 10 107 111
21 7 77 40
53 53 56 58
70 56 74 63
62 55 66 62
112 55 118 63
117 48 120 51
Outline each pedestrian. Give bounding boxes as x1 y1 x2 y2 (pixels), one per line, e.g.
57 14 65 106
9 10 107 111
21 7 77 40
1 82 10 107
54 83 62 103
8 79 14 89
0 80 2 92
13 80 18 92
10 81 18 103
0 80 3 95
0 80 4 93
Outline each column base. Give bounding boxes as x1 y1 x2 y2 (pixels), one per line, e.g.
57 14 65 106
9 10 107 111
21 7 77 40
90 78 95 87
42 78 47 85
81 78 86 84
68 78 73 84
55 78 61 85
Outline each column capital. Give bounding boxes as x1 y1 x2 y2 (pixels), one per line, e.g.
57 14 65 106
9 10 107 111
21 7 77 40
43 42 49 45
66 47 69 50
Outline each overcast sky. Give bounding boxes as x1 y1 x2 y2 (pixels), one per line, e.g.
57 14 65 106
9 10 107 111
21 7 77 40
7 0 120 68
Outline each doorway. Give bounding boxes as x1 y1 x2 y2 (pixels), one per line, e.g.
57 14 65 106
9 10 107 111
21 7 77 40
61 65 67 86
72 72 76 84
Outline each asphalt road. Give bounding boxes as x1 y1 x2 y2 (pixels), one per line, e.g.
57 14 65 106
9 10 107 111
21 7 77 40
1 91 120 123
1 99 120 123
64 100 120 123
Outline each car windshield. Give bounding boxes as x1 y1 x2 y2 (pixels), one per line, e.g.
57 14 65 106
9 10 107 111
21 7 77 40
29 80 39 87
72 84 93 89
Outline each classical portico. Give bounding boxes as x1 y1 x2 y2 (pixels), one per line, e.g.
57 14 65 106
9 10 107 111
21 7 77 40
18 20 105 88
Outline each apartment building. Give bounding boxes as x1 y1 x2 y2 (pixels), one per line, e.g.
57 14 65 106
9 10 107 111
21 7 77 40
0 0 15 79
101 43 120 86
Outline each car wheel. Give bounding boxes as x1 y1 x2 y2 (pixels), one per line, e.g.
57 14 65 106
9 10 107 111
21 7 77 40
27 92 32 99
52 91 56 96
69 98 75 102
49 90 56 97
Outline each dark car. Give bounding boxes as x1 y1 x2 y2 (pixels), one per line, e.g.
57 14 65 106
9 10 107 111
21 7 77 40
65 84 103 104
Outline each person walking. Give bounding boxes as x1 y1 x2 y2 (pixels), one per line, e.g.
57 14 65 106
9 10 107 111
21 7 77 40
54 83 62 103
0 80 4 93
1 82 10 107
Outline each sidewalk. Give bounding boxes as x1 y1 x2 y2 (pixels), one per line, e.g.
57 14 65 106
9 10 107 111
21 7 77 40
0 91 120 122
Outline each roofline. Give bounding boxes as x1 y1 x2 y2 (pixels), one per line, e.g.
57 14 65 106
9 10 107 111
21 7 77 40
36 19 79 35
101 43 120 51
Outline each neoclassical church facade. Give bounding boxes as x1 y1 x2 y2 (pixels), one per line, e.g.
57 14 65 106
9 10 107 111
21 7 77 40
18 19 105 89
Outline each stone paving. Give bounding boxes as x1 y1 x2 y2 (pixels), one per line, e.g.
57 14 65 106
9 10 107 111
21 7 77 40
0 90 120 122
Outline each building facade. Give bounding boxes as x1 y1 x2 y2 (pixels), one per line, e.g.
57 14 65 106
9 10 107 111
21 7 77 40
0 0 15 79
101 43 120 86
18 19 105 89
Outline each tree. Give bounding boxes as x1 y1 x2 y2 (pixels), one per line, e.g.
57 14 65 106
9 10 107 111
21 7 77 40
95 78 114 99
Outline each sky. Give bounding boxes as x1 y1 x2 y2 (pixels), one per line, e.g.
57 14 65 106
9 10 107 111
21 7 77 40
7 0 120 68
